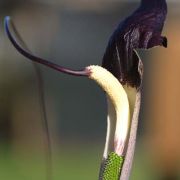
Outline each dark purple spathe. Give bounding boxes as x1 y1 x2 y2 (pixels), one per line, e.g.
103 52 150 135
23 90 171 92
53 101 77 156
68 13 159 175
102 0 167 88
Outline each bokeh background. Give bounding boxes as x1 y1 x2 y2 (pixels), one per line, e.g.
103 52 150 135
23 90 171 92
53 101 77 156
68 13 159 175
0 0 180 179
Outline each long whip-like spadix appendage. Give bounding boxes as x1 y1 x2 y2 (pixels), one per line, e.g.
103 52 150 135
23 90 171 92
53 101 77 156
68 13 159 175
4 16 90 77
4 16 141 180
4 16 53 180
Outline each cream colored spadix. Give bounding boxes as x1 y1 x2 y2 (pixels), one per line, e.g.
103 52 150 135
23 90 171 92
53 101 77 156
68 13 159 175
87 65 130 157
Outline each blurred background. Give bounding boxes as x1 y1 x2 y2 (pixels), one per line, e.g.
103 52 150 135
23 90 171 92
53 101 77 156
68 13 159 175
0 0 180 179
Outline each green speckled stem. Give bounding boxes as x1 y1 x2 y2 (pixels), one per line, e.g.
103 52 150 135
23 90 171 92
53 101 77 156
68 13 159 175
101 152 124 180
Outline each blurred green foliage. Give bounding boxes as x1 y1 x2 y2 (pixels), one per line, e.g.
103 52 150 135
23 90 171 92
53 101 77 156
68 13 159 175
0 143 169 180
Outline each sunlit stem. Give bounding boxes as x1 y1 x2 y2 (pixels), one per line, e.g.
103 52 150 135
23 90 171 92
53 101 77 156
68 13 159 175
88 65 130 156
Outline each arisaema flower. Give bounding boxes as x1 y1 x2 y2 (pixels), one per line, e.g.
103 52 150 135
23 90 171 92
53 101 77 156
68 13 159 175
4 0 167 179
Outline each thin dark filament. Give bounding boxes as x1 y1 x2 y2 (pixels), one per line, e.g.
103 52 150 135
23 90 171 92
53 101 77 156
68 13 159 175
4 16 89 77
5 16 52 180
